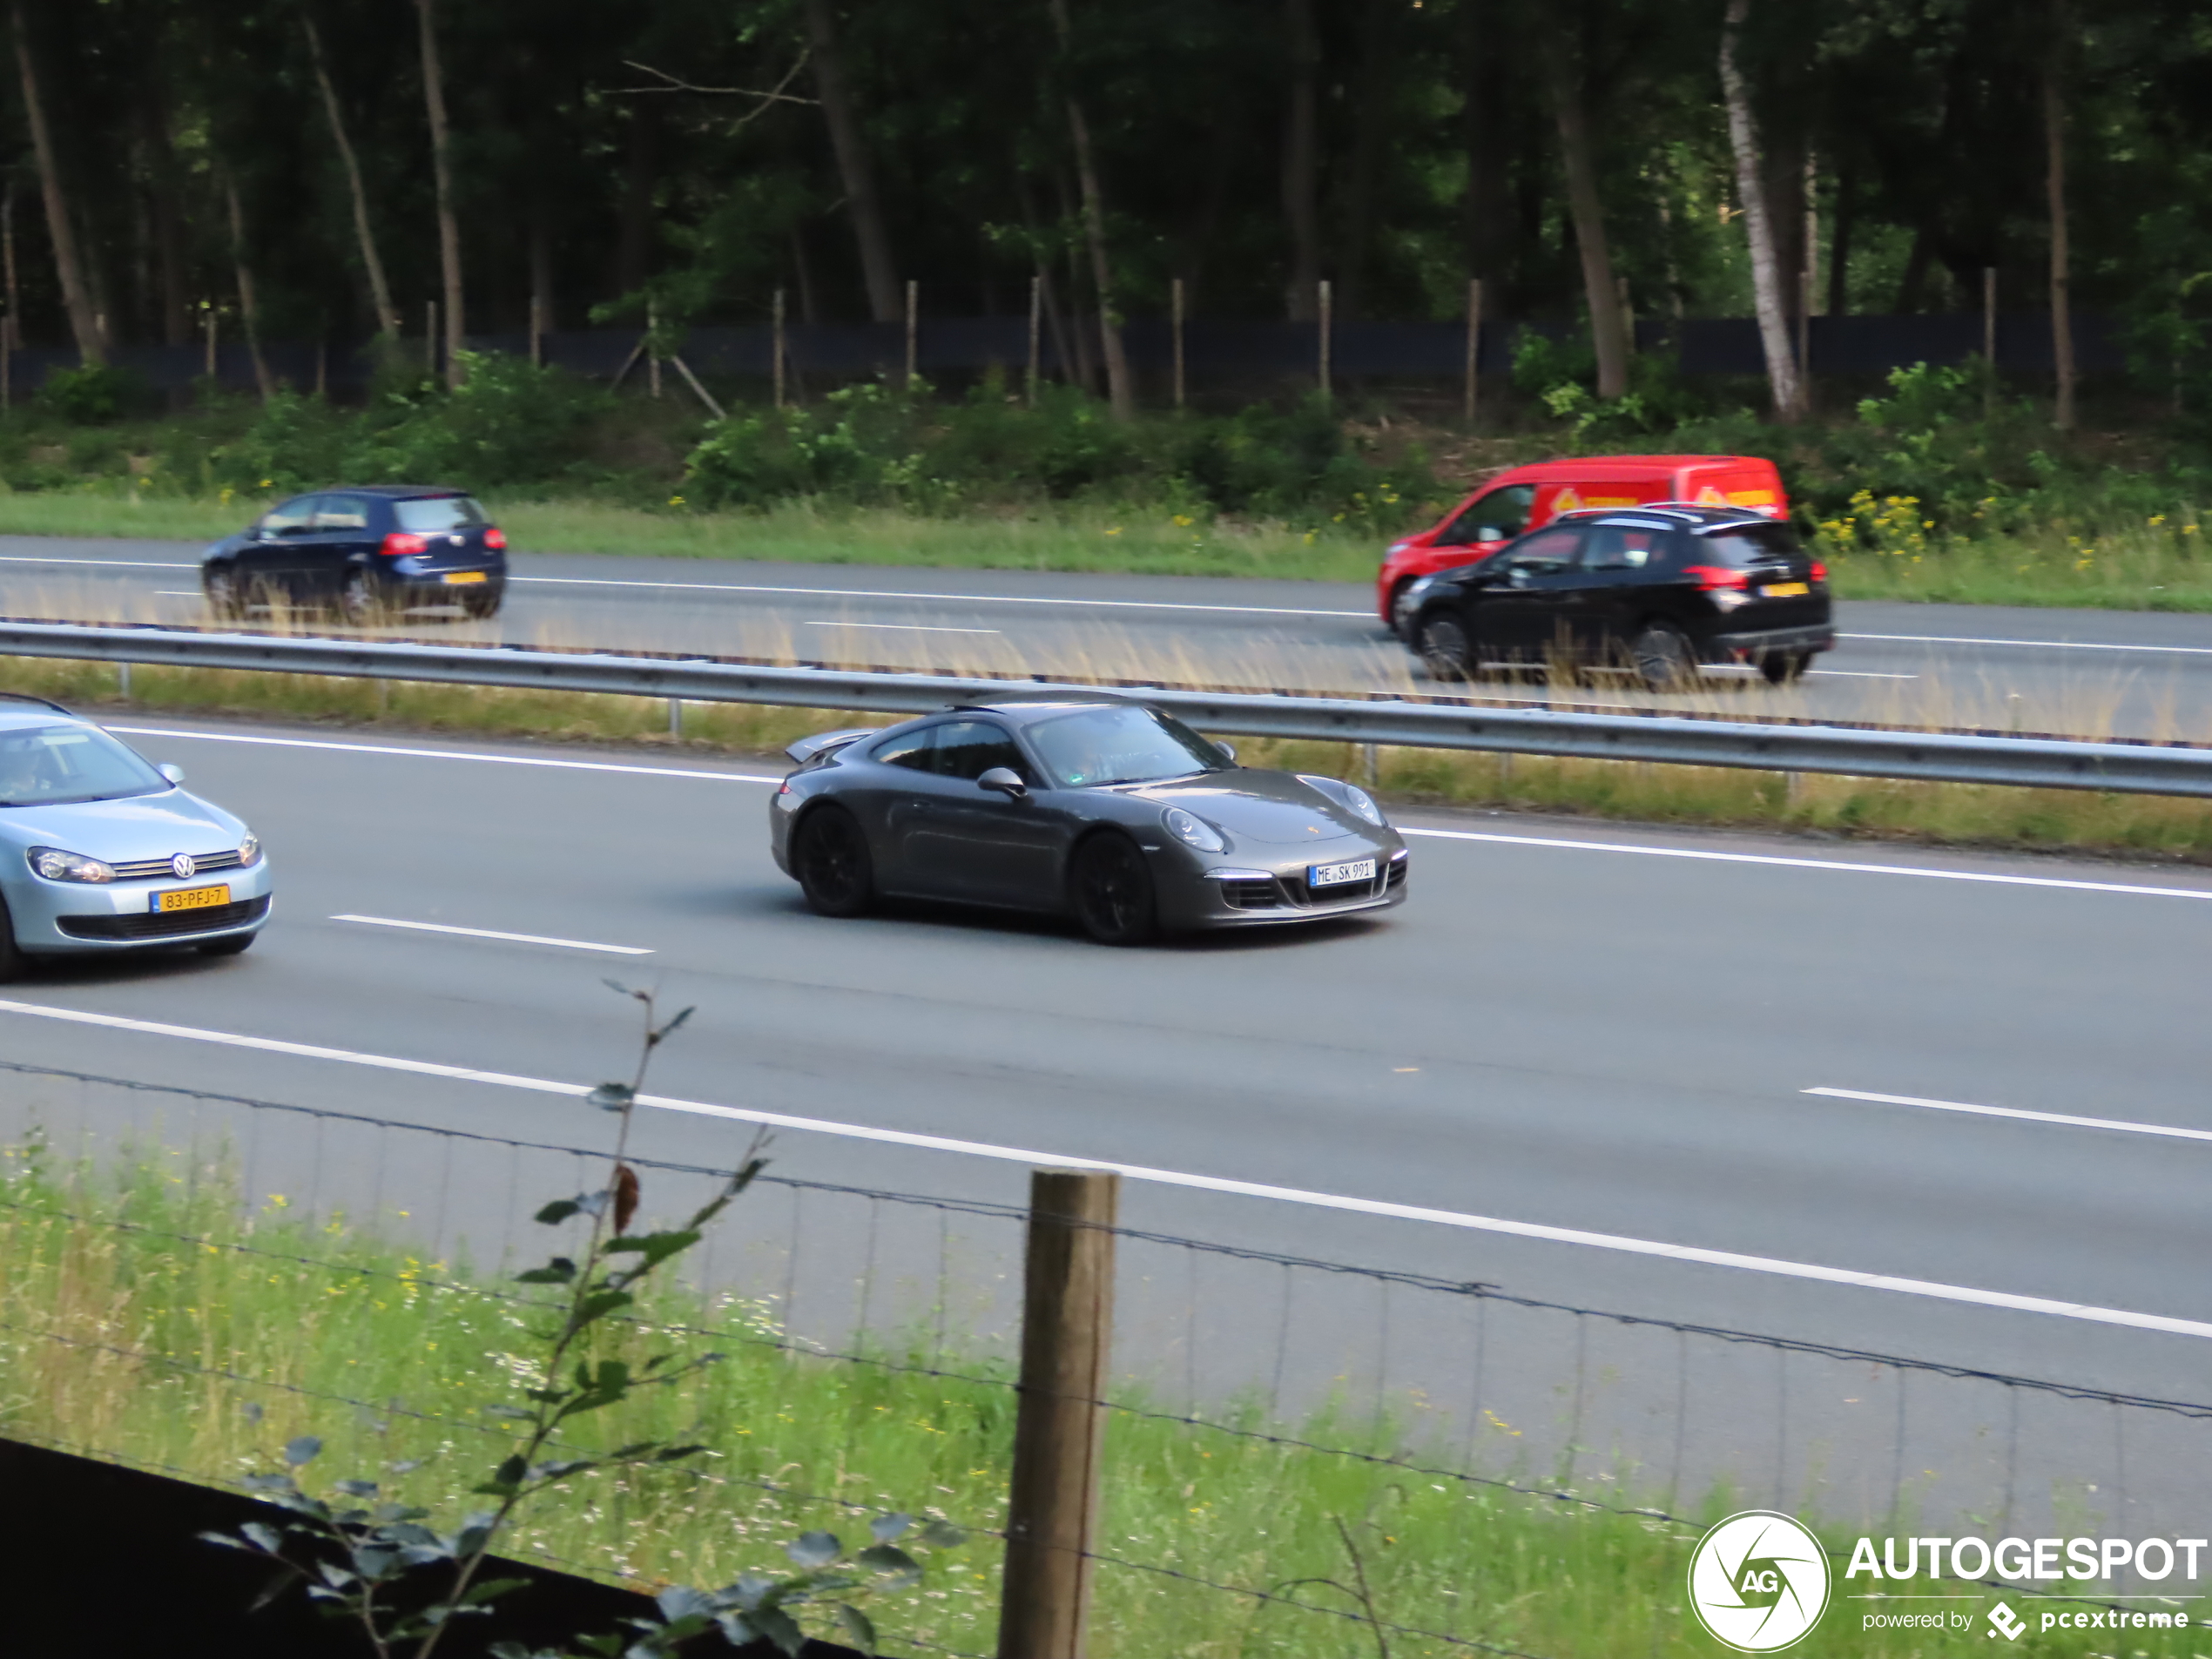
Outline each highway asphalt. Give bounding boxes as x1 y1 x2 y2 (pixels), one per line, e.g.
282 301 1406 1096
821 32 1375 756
0 708 2204 1511
4 534 2212 739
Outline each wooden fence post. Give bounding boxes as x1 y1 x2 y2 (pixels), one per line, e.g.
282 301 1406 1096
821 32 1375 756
997 1169 1118 1659
1170 276 1186 412
1026 274 1042 408
1317 278 1332 408
1463 277 1482 425
905 278 919 390
773 287 787 410
1983 265 1998 417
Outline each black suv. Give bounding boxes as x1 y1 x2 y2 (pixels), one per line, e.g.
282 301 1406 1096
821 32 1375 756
201 485 507 623
1399 506 1832 690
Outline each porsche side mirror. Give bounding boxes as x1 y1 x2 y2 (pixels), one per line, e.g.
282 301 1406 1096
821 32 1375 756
1215 740 1238 764
977 766 1028 799
158 763 185 785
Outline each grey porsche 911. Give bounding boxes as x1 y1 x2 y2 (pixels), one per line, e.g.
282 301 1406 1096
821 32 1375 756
768 695 1407 943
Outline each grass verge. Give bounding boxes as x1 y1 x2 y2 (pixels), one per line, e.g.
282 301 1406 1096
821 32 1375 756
8 482 2212 608
5 654 2211 866
3 1140 2189 1659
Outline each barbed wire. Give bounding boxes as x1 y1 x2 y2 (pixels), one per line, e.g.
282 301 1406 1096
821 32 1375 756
7 1053 2212 1424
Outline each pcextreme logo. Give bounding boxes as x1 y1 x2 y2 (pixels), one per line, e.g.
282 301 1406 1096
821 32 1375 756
1688 1511 1832 1652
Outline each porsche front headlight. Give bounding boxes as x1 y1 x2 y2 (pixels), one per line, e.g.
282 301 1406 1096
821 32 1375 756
1162 806 1227 853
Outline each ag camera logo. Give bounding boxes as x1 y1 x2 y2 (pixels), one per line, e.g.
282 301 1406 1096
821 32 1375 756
1689 1510 1831 1651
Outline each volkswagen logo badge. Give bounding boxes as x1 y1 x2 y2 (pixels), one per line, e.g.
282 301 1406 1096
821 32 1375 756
172 853 196 880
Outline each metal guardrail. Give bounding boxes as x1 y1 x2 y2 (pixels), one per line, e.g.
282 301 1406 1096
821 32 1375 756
4 617 2212 798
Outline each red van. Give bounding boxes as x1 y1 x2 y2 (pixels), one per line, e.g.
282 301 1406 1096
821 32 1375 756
1377 455 1789 633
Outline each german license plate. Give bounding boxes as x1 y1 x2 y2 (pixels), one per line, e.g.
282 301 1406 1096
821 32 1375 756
1762 581 1810 598
156 884 231 913
1309 858 1377 888
442 570 489 585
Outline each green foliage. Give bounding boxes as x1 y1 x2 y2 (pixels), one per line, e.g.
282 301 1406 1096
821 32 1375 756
35 364 149 425
681 381 1434 529
193 986 948 1659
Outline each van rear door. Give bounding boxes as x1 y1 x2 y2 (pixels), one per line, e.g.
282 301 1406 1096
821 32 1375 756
1676 460 1787 518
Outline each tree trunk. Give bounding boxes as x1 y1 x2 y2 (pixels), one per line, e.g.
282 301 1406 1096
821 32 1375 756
613 105 658 300
1279 0 1320 320
1338 0 1399 320
1049 0 1133 421
10 2 103 364
221 175 273 401
1542 34 1628 400
1718 0 1805 421
415 0 464 388
800 0 900 324
2044 0 2075 432
1825 157 1854 316
137 104 189 347
305 11 401 339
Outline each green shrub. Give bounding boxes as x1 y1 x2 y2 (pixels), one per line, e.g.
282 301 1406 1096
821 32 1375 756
34 363 148 425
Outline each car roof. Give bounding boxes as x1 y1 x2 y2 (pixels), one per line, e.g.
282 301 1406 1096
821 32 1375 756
943 692 1145 724
0 695 84 731
310 485 474 499
1490 455 1776 482
1552 505 1779 531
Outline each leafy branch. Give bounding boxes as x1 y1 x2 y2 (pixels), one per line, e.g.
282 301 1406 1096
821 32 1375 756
203 982 959 1656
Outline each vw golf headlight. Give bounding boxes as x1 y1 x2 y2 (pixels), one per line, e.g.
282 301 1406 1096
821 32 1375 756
29 846 115 884
237 833 262 867
1162 806 1227 853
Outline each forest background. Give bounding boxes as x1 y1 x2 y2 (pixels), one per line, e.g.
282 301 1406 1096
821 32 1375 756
3 0 2211 604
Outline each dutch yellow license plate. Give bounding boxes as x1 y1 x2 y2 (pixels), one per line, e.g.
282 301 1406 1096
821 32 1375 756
1763 581 1810 598
443 571 489 585
157 884 231 913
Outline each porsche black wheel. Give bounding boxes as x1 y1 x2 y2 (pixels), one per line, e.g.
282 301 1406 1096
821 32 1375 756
1070 833 1157 945
0 897 27 984
793 806 874 917
203 566 243 621
1759 651 1811 686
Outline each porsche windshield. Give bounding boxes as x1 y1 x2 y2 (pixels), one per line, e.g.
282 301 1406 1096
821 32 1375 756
0 724 166 807
1028 705 1231 788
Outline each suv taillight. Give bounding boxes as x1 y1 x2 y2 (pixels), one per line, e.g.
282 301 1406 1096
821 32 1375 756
1810 561 1828 583
484 528 507 550
381 532 428 556
1682 564 1750 590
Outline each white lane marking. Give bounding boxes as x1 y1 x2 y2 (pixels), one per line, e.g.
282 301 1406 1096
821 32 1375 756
105 725 781 784
107 725 2212 900
1399 826 2212 900
805 620 1003 635
0 555 197 569
154 591 206 598
1807 1086 2212 1145
512 573 1369 620
330 914 652 955
2 996 2207 1339
1845 631 2212 658
1806 670 1920 680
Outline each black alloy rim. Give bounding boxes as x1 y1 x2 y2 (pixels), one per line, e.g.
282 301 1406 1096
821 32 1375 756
1078 839 1147 934
801 814 866 905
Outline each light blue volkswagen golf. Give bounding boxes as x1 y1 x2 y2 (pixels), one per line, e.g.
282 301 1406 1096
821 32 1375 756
0 698 270 978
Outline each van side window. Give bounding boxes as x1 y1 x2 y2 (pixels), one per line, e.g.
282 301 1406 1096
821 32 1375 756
1440 483 1534 546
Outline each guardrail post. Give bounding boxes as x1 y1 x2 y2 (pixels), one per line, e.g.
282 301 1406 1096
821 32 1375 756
998 1169 1117 1659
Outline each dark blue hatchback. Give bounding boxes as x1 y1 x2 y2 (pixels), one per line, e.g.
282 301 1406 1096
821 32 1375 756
200 485 507 623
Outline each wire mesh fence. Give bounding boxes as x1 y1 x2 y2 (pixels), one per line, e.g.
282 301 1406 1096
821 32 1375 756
3 1057 2206 1656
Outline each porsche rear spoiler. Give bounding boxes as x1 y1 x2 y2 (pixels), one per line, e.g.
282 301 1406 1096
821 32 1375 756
784 727 880 765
